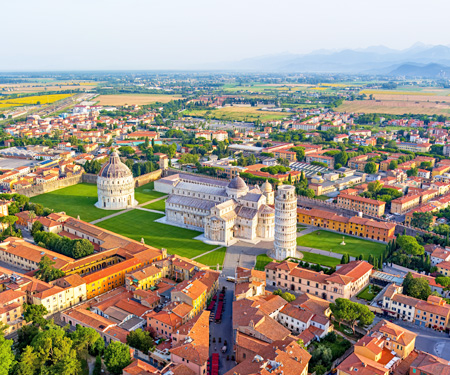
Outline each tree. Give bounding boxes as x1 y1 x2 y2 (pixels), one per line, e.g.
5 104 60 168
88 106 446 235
368 180 383 195
104 341 132 375
126 329 155 354
388 160 398 170
335 151 348 167
23 303 48 326
93 355 102 375
330 298 374 333
340 253 349 264
35 256 65 282
364 162 377 174
397 235 424 256
30 221 43 236
403 272 431 300
70 325 101 358
0 331 14 375
13 345 37 375
411 212 433 231
407 167 418 177
435 276 450 295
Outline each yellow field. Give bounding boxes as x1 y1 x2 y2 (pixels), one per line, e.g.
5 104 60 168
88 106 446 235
0 94 72 109
338 100 450 116
185 106 288 122
360 89 436 96
96 94 182 106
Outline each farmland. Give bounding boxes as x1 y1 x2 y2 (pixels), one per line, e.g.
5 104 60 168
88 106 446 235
0 81 99 94
184 106 289 122
96 94 182 106
338 99 450 116
0 94 73 109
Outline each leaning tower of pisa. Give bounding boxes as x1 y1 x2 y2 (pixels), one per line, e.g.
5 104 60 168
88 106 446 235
273 185 297 261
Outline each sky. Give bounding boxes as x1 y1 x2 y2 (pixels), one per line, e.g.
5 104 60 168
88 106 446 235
2 0 450 71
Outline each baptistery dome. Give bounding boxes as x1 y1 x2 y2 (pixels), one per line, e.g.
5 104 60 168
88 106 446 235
95 151 138 210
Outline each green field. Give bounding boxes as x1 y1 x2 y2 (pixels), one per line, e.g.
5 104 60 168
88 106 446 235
143 198 166 212
299 252 340 267
255 253 275 271
30 183 121 222
194 247 226 267
30 182 165 222
297 230 385 260
134 182 166 204
357 284 382 301
97 210 216 258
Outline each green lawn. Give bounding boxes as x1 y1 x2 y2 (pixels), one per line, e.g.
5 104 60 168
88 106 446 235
315 195 331 201
299 252 340 267
30 183 122 222
96 210 216 258
255 253 275 271
143 198 166 212
194 247 226 267
297 230 385 260
357 284 382 301
134 181 166 204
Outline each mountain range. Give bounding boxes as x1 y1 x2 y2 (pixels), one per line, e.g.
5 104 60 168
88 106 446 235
223 44 450 77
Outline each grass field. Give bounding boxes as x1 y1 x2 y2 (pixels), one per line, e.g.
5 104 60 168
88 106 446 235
194 247 227 267
97 210 216 258
184 106 289 122
134 182 166 204
143 198 166 212
0 81 99 94
299 252 340 267
30 182 164 222
357 284 382 301
30 183 121 222
297 230 385 260
255 253 275 270
96 94 181 106
0 93 72 109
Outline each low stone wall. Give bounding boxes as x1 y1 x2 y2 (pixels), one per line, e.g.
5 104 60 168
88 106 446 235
16 174 83 198
134 169 162 187
82 173 98 184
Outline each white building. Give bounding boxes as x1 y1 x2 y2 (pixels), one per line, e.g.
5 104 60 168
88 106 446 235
272 185 297 260
156 173 275 246
95 151 138 210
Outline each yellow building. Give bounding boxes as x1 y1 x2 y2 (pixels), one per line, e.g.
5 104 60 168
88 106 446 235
297 208 396 242
337 193 386 217
125 264 163 291
171 279 207 317
391 194 421 214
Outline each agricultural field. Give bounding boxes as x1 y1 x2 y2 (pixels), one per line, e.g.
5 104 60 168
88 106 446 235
30 183 120 222
338 99 450 116
96 94 182 106
97 210 217 258
184 106 289 122
297 230 385 260
0 81 99 94
0 93 73 109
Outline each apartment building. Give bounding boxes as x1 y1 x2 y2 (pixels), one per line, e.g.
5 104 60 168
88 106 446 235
265 260 373 301
171 279 207 317
305 153 334 168
382 284 450 329
390 195 421 215
297 208 396 242
337 193 386 216
396 142 431 152
0 289 26 334
125 265 163 292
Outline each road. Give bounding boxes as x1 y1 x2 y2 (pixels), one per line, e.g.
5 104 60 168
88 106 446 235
221 240 273 278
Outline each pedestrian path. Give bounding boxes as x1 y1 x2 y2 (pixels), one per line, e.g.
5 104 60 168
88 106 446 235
137 194 167 207
191 246 224 260
136 207 165 215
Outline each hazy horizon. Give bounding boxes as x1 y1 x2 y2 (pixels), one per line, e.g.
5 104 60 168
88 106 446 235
2 0 450 71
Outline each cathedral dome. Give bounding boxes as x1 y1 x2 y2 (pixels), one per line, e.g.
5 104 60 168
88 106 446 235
99 151 132 179
228 174 247 191
261 180 273 193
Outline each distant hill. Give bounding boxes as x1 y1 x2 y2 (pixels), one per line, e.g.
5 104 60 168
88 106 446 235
222 44 450 75
387 63 450 78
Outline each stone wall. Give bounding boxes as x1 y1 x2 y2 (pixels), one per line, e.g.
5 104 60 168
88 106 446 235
16 174 83 198
82 173 98 184
134 169 162 187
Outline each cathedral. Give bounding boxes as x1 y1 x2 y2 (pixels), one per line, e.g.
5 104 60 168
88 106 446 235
95 150 138 210
155 173 275 246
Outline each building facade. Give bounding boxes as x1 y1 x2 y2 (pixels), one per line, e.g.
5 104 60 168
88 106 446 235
273 185 297 261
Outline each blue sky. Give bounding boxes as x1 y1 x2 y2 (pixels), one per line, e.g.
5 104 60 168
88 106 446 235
2 0 450 70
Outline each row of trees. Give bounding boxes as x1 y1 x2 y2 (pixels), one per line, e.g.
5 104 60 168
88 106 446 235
33 229 94 260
